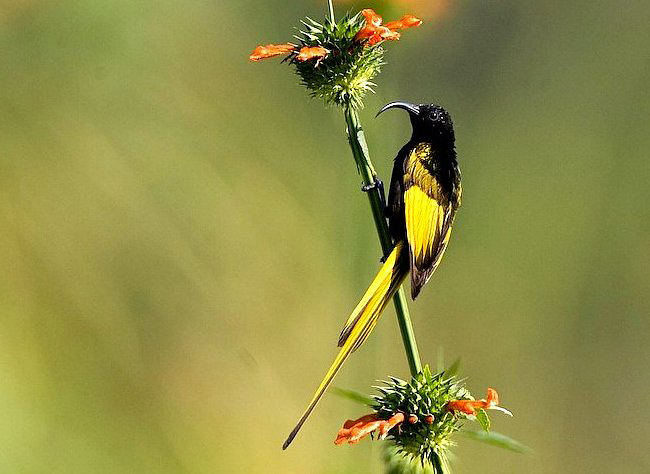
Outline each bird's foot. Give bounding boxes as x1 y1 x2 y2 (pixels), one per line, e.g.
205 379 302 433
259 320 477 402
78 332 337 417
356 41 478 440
360 177 383 193
361 176 387 213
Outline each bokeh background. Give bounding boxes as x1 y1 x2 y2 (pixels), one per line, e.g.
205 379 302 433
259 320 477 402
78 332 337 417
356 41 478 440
1 0 649 472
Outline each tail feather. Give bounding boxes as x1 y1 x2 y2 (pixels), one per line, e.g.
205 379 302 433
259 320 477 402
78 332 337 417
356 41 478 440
282 241 409 450
338 240 408 347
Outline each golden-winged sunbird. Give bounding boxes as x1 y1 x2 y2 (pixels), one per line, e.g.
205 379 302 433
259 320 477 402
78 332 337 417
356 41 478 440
283 102 462 449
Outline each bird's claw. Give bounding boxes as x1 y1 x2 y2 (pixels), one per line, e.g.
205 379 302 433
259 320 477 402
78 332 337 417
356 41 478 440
361 176 384 194
361 176 387 216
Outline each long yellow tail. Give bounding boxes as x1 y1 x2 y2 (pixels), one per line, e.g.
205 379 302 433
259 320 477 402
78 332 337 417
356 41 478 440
282 241 409 449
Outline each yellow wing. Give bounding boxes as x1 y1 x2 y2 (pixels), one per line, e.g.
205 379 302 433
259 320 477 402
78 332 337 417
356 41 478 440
403 143 456 298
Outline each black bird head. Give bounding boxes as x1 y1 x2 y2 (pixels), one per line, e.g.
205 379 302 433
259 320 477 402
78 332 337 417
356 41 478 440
377 101 455 145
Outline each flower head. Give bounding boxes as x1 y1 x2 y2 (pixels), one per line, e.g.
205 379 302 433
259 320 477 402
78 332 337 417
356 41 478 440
333 366 513 471
248 7 423 109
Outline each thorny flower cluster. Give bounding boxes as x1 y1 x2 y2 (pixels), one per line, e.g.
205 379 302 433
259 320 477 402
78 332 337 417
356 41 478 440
334 366 512 471
250 8 421 109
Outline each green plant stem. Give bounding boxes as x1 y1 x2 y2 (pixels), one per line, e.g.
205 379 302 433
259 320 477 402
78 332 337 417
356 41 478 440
327 0 335 23
343 105 422 377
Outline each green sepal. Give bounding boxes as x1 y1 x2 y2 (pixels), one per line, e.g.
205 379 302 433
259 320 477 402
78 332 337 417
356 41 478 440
475 408 491 432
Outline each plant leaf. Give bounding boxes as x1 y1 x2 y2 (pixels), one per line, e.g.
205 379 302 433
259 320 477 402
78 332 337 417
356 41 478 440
461 430 532 454
331 387 374 406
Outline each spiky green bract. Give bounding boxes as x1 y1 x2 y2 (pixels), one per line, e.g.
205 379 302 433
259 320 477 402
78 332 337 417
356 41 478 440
293 13 384 109
384 445 438 474
372 366 473 472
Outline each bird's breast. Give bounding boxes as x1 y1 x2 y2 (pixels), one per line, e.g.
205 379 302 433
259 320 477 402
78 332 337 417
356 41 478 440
405 142 452 204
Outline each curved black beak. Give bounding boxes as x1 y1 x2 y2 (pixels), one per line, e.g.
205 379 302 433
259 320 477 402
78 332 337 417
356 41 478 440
376 101 420 117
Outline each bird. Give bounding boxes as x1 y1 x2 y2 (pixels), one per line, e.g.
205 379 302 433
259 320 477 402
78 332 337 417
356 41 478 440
282 102 462 449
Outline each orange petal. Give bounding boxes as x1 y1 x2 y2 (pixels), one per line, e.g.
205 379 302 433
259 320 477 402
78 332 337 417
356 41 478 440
348 420 383 443
354 25 377 41
387 14 423 31
486 388 499 407
342 414 377 429
334 412 409 445
249 43 295 61
335 414 379 445
334 431 350 445
379 412 405 439
379 26 400 41
295 46 329 62
360 8 382 27
367 26 400 45
446 400 480 415
447 388 511 416
401 14 423 28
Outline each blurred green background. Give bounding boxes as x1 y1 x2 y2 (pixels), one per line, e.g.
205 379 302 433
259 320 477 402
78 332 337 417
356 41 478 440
1 0 649 472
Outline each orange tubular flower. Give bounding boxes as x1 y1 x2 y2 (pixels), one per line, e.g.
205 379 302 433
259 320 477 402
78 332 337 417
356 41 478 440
385 14 423 30
249 43 296 61
295 46 330 62
354 9 421 46
361 8 383 27
446 388 513 416
371 26 400 45
334 412 405 445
